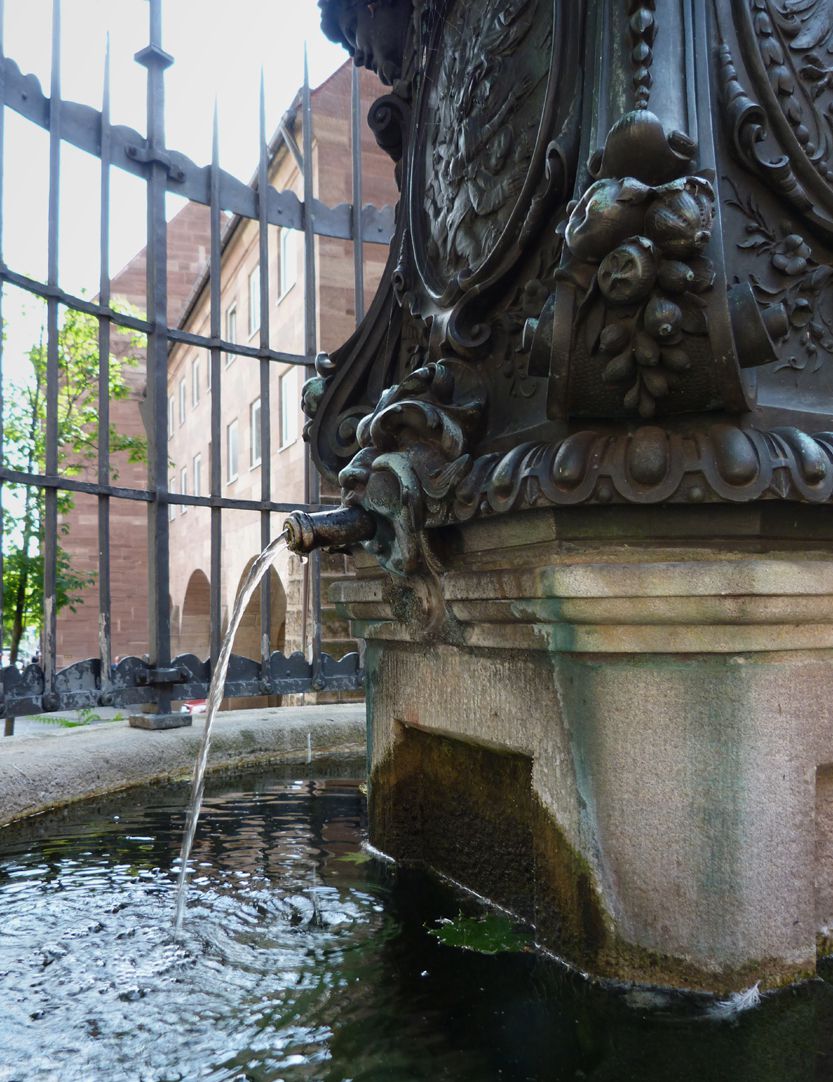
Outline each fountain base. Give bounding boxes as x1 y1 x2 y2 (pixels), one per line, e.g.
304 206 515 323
334 504 833 993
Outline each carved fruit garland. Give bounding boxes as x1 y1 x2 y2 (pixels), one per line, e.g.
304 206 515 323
563 175 716 419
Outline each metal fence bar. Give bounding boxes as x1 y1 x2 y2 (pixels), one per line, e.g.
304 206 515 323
1 58 388 236
0 463 332 514
302 49 323 690
139 0 173 712
168 328 306 366
0 269 152 329
42 0 62 707
97 35 112 695
351 63 364 326
0 51 396 245
258 73 273 686
0 5 379 718
0 263 314 365
209 103 223 667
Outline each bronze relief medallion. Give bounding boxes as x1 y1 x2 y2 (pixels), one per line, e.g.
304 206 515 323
414 0 554 295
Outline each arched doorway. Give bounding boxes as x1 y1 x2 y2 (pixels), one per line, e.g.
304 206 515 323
229 563 287 660
177 569 211 660
225 564 287 709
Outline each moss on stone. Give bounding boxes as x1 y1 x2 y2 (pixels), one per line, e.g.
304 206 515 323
370 722 818 994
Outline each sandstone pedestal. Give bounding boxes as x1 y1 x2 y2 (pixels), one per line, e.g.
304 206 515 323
334 505 833 992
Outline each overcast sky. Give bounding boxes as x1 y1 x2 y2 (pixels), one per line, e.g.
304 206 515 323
3 1 346 370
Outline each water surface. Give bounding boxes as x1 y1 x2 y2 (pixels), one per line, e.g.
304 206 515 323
1 766 832 1081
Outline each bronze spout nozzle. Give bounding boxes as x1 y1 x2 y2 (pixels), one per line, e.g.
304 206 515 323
283 505 377 556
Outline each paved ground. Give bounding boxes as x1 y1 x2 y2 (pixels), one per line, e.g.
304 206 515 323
0 702 367 826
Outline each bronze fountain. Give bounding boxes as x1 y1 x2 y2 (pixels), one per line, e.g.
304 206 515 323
287 0 833 993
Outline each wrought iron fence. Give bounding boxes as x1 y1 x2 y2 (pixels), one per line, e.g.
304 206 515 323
0 0 393 725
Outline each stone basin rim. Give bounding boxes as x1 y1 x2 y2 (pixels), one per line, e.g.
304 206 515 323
0 703 367 829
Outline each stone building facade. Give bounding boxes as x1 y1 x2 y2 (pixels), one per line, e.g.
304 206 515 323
55 200 212 667
167 64 395 673
56 62 396 675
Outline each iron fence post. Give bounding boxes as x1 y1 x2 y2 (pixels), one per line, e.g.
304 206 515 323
258 73 273 694
137 0 174 714
43 0 63 712
97 35 113 701
302 49 323 692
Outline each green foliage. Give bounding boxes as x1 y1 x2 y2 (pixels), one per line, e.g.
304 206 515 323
427 912 531 955
3 302 147 661
3 305 147 479
2 546 95 647
38 706 122 728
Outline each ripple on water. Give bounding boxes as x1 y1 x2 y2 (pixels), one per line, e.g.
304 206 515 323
0 779 400 1082
3 773 833 1082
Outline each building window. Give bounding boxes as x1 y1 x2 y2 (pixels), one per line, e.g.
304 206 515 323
279 228 297 300
248 266 260 337
279 369 298 448
178 377 186 425
191 357 200 407
193 453 202 498
250 397 262 467
168 395 174 439
180 466 188 513
226 419 239 483
225 303 237 367
168 477 176 522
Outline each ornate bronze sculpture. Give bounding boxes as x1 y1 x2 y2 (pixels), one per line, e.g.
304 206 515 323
302 0 833 575
297 0 833 993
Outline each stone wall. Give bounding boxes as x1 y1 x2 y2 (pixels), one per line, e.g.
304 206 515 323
336 504 833 991
55 200 212 667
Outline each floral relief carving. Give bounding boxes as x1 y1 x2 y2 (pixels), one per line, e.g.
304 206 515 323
715 1 833 243
725 177 833 370
421 0 551 279
753 0 833 177
305 0 833 576
766 0 833 176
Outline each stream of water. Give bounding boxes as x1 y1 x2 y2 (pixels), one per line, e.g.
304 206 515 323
174 531 289 931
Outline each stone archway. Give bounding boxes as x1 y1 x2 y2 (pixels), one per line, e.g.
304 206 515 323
177 569 211 661
224 563 287 710
229 563 287 661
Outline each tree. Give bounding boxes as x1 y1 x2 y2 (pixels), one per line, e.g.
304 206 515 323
2 304 147 668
